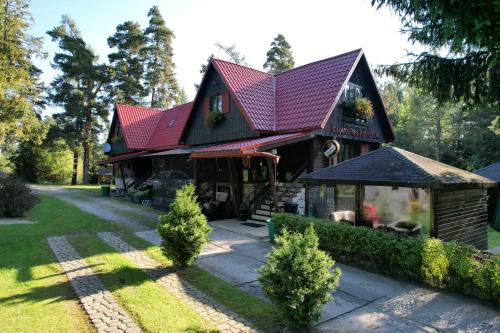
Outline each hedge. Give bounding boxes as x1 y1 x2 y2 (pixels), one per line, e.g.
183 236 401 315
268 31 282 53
273 213 500 304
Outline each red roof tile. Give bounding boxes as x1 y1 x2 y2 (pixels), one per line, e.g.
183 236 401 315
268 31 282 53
115 104 165 149
210 49 363 132
191 132 313 157
146 102 193 150
115 102 193 151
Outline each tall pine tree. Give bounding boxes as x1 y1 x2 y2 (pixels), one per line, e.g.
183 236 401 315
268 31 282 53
263 34 294 74
107 21 147 105
143 6 181 108
48 15 111 184
0 0 46 145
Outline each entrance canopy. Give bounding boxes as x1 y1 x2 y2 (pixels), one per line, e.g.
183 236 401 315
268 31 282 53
189 132 314 163
300 147 496 190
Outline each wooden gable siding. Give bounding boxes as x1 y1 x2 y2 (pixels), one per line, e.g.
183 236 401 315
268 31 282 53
318 57 392 143
108 114 130 156
183 68 259 146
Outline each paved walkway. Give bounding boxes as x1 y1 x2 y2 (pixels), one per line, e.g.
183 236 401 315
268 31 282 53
97 232 256 333
47 236 141 333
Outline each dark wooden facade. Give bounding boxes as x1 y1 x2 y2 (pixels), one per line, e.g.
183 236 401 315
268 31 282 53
183 68 259 146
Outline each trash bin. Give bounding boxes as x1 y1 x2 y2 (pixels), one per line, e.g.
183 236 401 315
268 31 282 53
283 202 298 214
100 185 111 197
267 218 276 244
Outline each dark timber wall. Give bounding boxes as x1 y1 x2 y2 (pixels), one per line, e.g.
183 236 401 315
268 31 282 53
183 68 259 145
435 189 488 249
317 56 393 144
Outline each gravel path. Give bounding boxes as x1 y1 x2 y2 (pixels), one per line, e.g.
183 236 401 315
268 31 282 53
97 232 258 333
47 236 142 333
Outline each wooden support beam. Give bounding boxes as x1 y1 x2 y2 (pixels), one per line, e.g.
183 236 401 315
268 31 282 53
227 158 240 215
267 157 279 213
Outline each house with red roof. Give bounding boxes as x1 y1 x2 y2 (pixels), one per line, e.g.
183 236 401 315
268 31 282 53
100 48 395 223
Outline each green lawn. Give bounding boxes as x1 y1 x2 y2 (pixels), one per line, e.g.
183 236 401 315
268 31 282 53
0 193 280 332
488 226 500 249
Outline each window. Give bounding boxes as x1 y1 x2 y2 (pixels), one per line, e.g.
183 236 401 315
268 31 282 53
340 141 361 162
210 94 223 113
345 83 364 102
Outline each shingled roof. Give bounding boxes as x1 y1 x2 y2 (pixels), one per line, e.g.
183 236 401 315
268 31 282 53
209 49 366 132
475 162 500 183
300 147 497 189
114 102 193 151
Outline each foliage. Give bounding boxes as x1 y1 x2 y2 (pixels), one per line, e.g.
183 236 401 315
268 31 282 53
0 0 47 145
205 111 225 128
215 42 248 65
143 6 182 108
258 227 341 328
263 34 294 74
273 213 500 304
380 81 500 168
194 54 214 90
0 176 38 217
346 97 374 119
47 15 112 184
107 21 148 105
12 133 74 184
372 0 500 106
157 184 211 266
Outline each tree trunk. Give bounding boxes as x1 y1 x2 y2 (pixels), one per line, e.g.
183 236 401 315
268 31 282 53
71 150 79 185
82 143 90 184
435 107 442 161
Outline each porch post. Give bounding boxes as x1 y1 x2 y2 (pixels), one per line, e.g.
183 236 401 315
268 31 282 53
266 157 279 213
227 158 240 215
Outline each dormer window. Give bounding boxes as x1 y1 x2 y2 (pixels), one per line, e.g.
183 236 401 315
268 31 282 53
210 94 223 113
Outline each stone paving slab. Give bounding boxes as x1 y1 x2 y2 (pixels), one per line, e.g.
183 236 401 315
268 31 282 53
0 219 36 225
47 236 141 333
97 232 258 333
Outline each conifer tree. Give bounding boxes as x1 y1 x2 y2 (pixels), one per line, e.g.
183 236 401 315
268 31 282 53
263 34 295 74
143 6 181 108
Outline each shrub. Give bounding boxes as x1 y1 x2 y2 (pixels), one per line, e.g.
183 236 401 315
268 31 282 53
273 213 500 304
157 184 211 266
0 177 38 217
258 226 341 329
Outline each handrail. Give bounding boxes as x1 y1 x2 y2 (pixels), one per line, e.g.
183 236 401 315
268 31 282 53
244 182 271 212
275 162 308 204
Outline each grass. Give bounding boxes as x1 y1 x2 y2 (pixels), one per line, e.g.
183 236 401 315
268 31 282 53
68 234 216 333
488 226 500 248
119 232 282 332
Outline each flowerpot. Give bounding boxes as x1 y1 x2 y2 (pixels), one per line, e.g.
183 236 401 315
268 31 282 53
100 186 110 197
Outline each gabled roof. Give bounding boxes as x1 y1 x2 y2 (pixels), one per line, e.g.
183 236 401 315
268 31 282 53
206 49 369 132
113 102 193 151
147 102 193 150
300 147 496 189
475 162 500 182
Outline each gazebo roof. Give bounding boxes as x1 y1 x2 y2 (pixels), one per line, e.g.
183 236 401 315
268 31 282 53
300 147 497 189
475 162 500 183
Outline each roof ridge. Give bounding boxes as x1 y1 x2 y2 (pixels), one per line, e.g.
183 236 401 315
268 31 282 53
211 58 272 76
276 48 363 76
388 147 437 182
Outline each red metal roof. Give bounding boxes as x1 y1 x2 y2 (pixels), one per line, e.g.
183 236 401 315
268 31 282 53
210 49 363 132
114 102 193 151
146 102 193 150
190 132 314 158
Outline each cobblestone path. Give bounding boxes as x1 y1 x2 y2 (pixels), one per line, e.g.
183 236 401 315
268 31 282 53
47 236 142 333
97 232 258 333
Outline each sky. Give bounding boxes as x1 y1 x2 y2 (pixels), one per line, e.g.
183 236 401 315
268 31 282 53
29 0 421 114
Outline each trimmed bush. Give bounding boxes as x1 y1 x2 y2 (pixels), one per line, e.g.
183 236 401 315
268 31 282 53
258 226 341 329
157 184 211 266
273 213 500 304
0 177 38 217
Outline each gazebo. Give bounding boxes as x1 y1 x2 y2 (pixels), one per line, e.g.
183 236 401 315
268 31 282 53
475 162 500 230
299 147 497 249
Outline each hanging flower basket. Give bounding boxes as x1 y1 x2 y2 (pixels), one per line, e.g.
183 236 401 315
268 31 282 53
205 111 225 128
344 97 374 119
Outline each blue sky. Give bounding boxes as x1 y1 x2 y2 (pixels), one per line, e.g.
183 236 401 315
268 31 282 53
29 0 420 112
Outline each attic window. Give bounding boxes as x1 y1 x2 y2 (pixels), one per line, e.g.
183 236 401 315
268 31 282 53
345 83 364 102
166 117 177 128
210 94 223 113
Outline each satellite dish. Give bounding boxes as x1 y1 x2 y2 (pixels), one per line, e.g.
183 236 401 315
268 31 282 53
103 142 112 153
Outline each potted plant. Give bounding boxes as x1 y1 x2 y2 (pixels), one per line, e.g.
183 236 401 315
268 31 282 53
344 97 373 120
205 111 225 128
